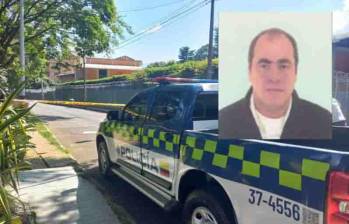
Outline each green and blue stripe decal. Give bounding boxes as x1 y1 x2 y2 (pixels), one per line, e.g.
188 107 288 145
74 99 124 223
100 121 349 211
180 131 349 212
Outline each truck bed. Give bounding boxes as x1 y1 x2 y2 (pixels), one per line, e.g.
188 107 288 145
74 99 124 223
200 126 349 152
181 126 349 215
275 126 349 152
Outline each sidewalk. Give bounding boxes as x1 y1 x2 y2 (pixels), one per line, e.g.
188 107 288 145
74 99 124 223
25 131 75 169
21 131 121 224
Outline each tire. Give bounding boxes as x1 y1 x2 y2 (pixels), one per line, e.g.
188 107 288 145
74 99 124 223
97 141 111 177
183 190 233 224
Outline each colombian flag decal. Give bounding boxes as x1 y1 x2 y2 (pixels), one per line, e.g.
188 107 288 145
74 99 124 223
159 160 170 177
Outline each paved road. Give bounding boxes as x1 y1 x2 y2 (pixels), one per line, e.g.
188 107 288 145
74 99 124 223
31 103 105 168
31 103 180 224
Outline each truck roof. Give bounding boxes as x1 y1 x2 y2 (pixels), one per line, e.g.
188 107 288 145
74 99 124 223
164 82 218 92
152 77 218 92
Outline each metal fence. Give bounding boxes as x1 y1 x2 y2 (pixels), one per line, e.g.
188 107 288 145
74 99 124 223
25 81 155 104
334 71 349 119
25 73 349 120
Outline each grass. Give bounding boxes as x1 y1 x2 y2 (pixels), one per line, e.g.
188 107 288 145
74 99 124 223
26 114 69 154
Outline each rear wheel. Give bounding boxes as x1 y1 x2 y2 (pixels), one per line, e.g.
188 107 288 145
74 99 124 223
97 141 111 177
183 190 233 224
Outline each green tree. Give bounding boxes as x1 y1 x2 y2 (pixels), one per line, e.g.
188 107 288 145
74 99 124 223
147 60 176 68
0 0 131 89
194 44 209 60
180 27 218 61
147 61 168 68
178 46 195 62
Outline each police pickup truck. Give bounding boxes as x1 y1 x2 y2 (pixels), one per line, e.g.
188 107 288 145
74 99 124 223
96 77 349 224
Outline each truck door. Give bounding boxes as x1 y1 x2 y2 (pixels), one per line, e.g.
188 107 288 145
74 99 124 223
141 88 188 190
114 91 151 174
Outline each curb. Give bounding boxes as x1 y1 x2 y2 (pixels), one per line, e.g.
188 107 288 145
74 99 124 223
37 100 125 113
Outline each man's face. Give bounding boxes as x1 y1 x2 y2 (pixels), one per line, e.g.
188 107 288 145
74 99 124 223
249 34 297 111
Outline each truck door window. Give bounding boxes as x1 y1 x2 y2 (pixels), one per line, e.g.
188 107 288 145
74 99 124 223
122 93 148 122
192 93 218 121
150 91 184 122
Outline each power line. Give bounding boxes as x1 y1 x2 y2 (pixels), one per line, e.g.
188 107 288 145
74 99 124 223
119 0 201 44
161 0 208 24
116 0 206 48
158 0 200 23
119 0 188 13
117 0 208 49
116 0 209 50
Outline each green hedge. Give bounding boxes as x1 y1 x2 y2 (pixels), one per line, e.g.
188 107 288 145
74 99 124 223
140 59 218 79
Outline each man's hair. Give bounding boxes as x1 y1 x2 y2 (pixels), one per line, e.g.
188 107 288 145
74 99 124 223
248 28 299 70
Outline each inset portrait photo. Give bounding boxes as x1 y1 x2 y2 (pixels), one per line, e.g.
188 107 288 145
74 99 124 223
219 12 332 140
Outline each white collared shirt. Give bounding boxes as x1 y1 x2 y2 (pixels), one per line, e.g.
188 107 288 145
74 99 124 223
250 95 292 139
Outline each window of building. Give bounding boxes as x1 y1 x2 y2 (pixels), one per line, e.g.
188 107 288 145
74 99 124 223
99 69 108 79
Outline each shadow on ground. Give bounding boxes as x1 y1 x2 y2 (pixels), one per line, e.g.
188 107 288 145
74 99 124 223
84 165 181 224
25 152 181 223
75 140 93 144
35 115 75 122
19 167 118 224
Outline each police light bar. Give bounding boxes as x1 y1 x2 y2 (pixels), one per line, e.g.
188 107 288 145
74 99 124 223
152 77 217 84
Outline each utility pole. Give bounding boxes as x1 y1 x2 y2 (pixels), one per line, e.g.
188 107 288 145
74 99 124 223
83 56 87 101
41 79 44 100
19 0 25 97
207 0 215 79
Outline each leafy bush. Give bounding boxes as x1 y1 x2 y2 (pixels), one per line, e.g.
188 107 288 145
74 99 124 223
142 59 218 79
26 77 55 89
0 83 35 223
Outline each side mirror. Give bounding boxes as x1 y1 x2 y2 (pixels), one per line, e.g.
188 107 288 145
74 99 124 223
107 110 120 121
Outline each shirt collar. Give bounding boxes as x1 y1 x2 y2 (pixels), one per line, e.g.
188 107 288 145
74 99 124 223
249 91 293 139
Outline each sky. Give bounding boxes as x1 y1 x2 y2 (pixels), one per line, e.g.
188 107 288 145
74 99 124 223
100 0 349 65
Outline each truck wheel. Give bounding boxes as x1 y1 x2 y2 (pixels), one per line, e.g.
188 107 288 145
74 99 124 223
183 190 232 224
97 141 111 177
